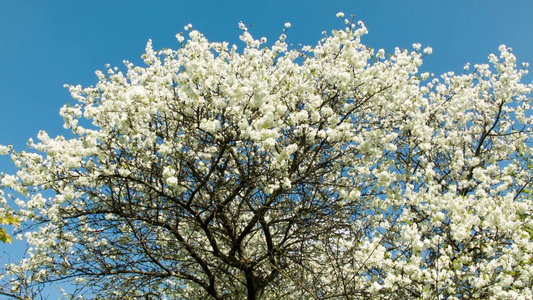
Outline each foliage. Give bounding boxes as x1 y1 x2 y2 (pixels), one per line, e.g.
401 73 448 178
1 14 533 299
0 213 19 244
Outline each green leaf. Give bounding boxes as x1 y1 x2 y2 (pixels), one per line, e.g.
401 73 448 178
0 228 12 244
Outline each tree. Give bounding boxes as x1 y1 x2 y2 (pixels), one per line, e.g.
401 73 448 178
1 14 533 299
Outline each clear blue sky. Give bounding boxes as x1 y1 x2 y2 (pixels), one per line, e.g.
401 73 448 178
1 0 533 296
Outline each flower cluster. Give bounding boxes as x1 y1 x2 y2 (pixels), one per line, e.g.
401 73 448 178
0 13 532 299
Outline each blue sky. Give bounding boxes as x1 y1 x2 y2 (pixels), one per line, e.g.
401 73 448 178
1 0 533 296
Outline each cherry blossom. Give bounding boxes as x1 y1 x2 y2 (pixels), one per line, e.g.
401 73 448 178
0 13 532 299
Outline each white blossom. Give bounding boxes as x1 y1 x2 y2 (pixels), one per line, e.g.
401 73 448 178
0 13 532 300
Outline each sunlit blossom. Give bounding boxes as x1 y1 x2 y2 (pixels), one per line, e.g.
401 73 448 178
0 13 532 300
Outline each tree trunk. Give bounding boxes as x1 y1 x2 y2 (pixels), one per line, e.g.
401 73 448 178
245 268 257 300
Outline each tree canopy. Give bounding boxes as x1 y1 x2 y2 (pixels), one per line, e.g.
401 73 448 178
1 14 532 299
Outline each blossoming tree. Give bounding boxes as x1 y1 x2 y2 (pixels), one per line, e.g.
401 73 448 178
1 14 532 299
